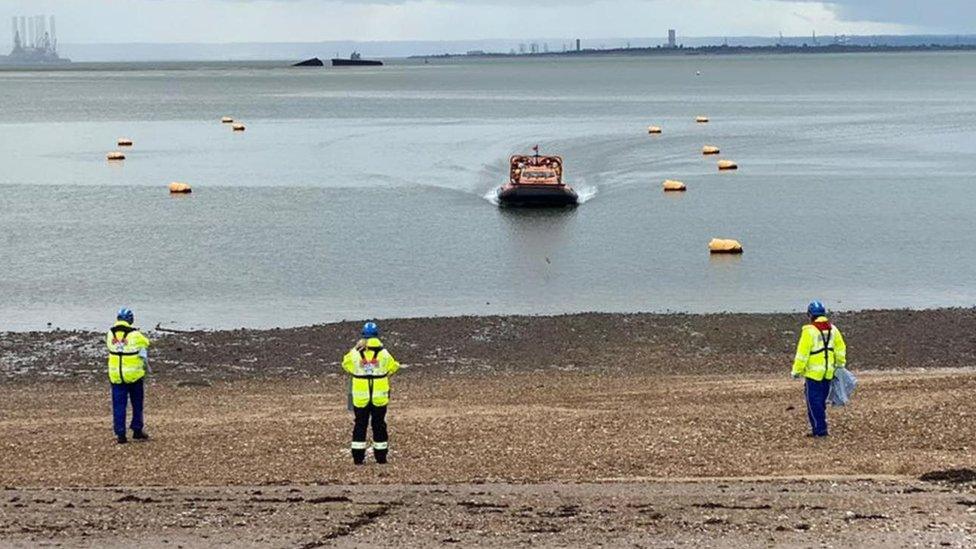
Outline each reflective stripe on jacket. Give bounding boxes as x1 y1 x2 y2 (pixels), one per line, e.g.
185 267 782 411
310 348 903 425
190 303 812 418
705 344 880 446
792 316 846 381
341 337 400 408
105 321 150 384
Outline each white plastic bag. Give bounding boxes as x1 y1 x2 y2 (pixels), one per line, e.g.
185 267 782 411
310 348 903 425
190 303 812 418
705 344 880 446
828 367 858 407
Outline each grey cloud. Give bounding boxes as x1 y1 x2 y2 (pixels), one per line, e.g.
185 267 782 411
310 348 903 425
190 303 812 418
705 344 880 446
222 0 976 24
793 0 976 30
211 0 976 31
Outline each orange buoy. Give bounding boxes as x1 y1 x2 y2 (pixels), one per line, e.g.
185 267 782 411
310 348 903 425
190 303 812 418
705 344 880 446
702 145 720 155
232 123 246 132
718 159 738 171
662 179 686 192
168 182 192 194
696 116 709 123
709 238 743 254
117 138 133 147
106 151 126 161
221 116 234 124
647 126 662 134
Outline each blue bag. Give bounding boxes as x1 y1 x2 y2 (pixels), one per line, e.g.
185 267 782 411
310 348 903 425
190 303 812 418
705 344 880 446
828 367 858 407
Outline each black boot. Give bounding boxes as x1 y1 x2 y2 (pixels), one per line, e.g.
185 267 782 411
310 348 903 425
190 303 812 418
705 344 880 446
117 435 128 444
352 448 366 465
374 449 388 464
132 430 150 441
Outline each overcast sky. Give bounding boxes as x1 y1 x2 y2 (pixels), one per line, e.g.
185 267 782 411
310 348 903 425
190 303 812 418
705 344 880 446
3 1 973 44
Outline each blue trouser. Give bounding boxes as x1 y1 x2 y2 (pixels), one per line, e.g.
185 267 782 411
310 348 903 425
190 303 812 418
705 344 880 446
111 380 144 436
805 377 830 437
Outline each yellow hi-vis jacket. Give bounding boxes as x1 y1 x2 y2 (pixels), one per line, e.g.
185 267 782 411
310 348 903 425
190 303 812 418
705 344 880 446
792 316 846 381
105 321 150 384
342 338 400 408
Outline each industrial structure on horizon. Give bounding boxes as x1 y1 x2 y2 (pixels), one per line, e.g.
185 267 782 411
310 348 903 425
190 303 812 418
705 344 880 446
2 15 70 65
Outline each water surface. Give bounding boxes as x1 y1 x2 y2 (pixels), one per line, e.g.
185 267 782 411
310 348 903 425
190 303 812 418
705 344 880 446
2 53 975 330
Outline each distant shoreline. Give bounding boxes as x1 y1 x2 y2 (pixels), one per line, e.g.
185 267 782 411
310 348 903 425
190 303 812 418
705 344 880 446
411 43 976 60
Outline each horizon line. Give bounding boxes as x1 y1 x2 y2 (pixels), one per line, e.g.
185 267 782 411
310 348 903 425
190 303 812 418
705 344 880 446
56 32 976 47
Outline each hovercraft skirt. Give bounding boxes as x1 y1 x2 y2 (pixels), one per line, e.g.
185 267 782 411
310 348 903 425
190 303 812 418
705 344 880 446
498 186 578 207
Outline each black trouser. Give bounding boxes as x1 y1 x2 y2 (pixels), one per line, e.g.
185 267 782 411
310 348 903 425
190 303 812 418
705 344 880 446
351 404 388 464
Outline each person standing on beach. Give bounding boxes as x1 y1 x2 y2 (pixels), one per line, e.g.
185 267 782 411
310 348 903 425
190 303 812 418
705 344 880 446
106 308 151 444
792 301 846 437
342 322 400 465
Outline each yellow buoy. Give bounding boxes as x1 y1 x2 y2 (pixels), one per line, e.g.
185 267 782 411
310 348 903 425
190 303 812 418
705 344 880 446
117 138 133 147
106 151 126 161
662 179 686 192
168 182 192 194
696 116 709 123
232 123 246 132
702 145 720 155
647 126 662 134
221 116 234 124
718 159 738 171
709 238 743 254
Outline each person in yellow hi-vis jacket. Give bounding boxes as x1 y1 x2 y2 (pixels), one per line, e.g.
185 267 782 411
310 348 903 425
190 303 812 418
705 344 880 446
106 308 151 444
342 322 400 465
792 301 846 438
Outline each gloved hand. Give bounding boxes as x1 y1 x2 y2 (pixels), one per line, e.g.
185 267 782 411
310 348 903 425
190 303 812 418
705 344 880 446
354 338 367 352
791 373 800 380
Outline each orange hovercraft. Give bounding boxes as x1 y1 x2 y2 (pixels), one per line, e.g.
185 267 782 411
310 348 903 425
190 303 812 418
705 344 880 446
498 146 579 207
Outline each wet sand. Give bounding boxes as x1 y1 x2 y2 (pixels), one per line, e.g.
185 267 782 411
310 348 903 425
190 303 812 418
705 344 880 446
3 479 975 548
1 309 974 546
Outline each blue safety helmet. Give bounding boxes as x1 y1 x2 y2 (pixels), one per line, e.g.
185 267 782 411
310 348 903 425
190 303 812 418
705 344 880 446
362 322 379 338
807 300 826 318
117 307 134 324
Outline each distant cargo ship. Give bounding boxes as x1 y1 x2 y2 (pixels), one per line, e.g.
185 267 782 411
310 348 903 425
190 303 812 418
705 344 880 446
0 15 70 66
331 52 382 67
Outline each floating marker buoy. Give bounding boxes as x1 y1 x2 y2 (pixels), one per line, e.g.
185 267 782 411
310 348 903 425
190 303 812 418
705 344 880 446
647 126 662 134
662 179 686 192
709 238 743 254
696 116 709 123
117 138 133 147
221 117 234 124
106 151 126 161
702 145 720 155
168 182 192 194
718 159 738 171
232 123 246 132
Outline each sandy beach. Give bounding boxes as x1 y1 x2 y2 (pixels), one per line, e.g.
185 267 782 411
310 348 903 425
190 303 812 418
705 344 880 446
1 309 975 546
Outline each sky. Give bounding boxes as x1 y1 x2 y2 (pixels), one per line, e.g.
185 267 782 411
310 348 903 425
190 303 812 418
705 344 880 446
2 0 974 44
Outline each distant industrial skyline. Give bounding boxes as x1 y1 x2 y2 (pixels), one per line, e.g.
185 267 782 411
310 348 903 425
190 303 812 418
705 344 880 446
2 1 974 46
10 15 59 52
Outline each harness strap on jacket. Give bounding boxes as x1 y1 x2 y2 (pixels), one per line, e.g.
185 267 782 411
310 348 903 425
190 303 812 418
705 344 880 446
109 325 143 383
112 325 135 337
356 347 387 403
811 328 834 366
358 347 384 360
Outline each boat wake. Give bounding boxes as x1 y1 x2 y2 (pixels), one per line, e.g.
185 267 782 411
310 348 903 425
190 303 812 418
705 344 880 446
574 185 598 204
483 187 502 206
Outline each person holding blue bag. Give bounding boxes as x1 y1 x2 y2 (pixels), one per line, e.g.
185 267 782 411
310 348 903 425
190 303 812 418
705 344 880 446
106 307 151 444
791 301 847 438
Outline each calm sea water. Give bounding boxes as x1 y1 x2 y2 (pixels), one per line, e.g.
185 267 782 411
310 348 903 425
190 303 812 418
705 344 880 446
2 53 976 330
